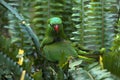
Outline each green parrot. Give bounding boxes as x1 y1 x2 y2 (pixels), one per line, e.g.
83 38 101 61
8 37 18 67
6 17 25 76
40 17 78 62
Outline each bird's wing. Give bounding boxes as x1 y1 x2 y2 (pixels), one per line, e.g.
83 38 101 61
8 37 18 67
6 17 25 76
40 36 54 48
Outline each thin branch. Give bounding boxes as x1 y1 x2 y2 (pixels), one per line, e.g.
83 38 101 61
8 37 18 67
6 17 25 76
0 0 42 57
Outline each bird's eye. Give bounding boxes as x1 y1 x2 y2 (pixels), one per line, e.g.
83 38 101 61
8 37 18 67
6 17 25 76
50 24 61 27
50 24 54 27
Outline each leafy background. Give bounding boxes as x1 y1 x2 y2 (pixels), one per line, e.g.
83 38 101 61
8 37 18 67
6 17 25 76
0 0 120 80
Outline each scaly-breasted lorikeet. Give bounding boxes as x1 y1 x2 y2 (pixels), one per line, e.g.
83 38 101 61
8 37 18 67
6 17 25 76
40 17 78 62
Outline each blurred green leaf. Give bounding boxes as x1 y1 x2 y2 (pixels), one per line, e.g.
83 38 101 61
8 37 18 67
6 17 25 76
33 70 43 80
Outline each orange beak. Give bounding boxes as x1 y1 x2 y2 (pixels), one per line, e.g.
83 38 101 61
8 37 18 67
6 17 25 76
54 25 59 32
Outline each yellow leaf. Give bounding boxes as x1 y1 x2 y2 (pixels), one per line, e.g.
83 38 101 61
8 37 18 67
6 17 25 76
99 55 104 69
20 70 26 80
18 57 24 65
19 49 24 55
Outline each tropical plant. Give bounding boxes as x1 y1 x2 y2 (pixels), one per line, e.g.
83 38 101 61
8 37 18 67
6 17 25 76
0 52 33 80
69 61 119 80
0 0 120 80
103 18 120 78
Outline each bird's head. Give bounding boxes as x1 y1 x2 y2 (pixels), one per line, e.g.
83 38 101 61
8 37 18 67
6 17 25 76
48 17 62 33
46 17 66 40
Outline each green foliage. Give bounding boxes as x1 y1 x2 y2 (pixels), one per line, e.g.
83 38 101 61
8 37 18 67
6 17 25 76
0 36 17 60
0 4 9 37
0 0 38 74
103 34 120 77
71 0 82 43
103 0 118 49
63 0 75 38
69 61 118 80
0 0 120 79
72 0 118 50
31 0 48 42
0 52 33 80
33 70 43 80
5 0 34 55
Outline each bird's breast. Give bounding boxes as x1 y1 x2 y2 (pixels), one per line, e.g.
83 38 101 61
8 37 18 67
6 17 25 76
43 41 77 61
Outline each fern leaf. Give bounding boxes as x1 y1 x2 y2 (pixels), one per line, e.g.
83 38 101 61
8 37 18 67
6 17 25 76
69 61 119 80
0 52 33 80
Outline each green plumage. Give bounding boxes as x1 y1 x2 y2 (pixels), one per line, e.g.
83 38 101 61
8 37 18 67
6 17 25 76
41 17 77 61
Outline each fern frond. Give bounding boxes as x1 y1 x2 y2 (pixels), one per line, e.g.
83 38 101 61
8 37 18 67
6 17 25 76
3 0 34 55
102 1 120 78
72 0 118 50
103 33 120 77
69 61 119 80
62 0 75 38
71 0 81 43
0 52 33 80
